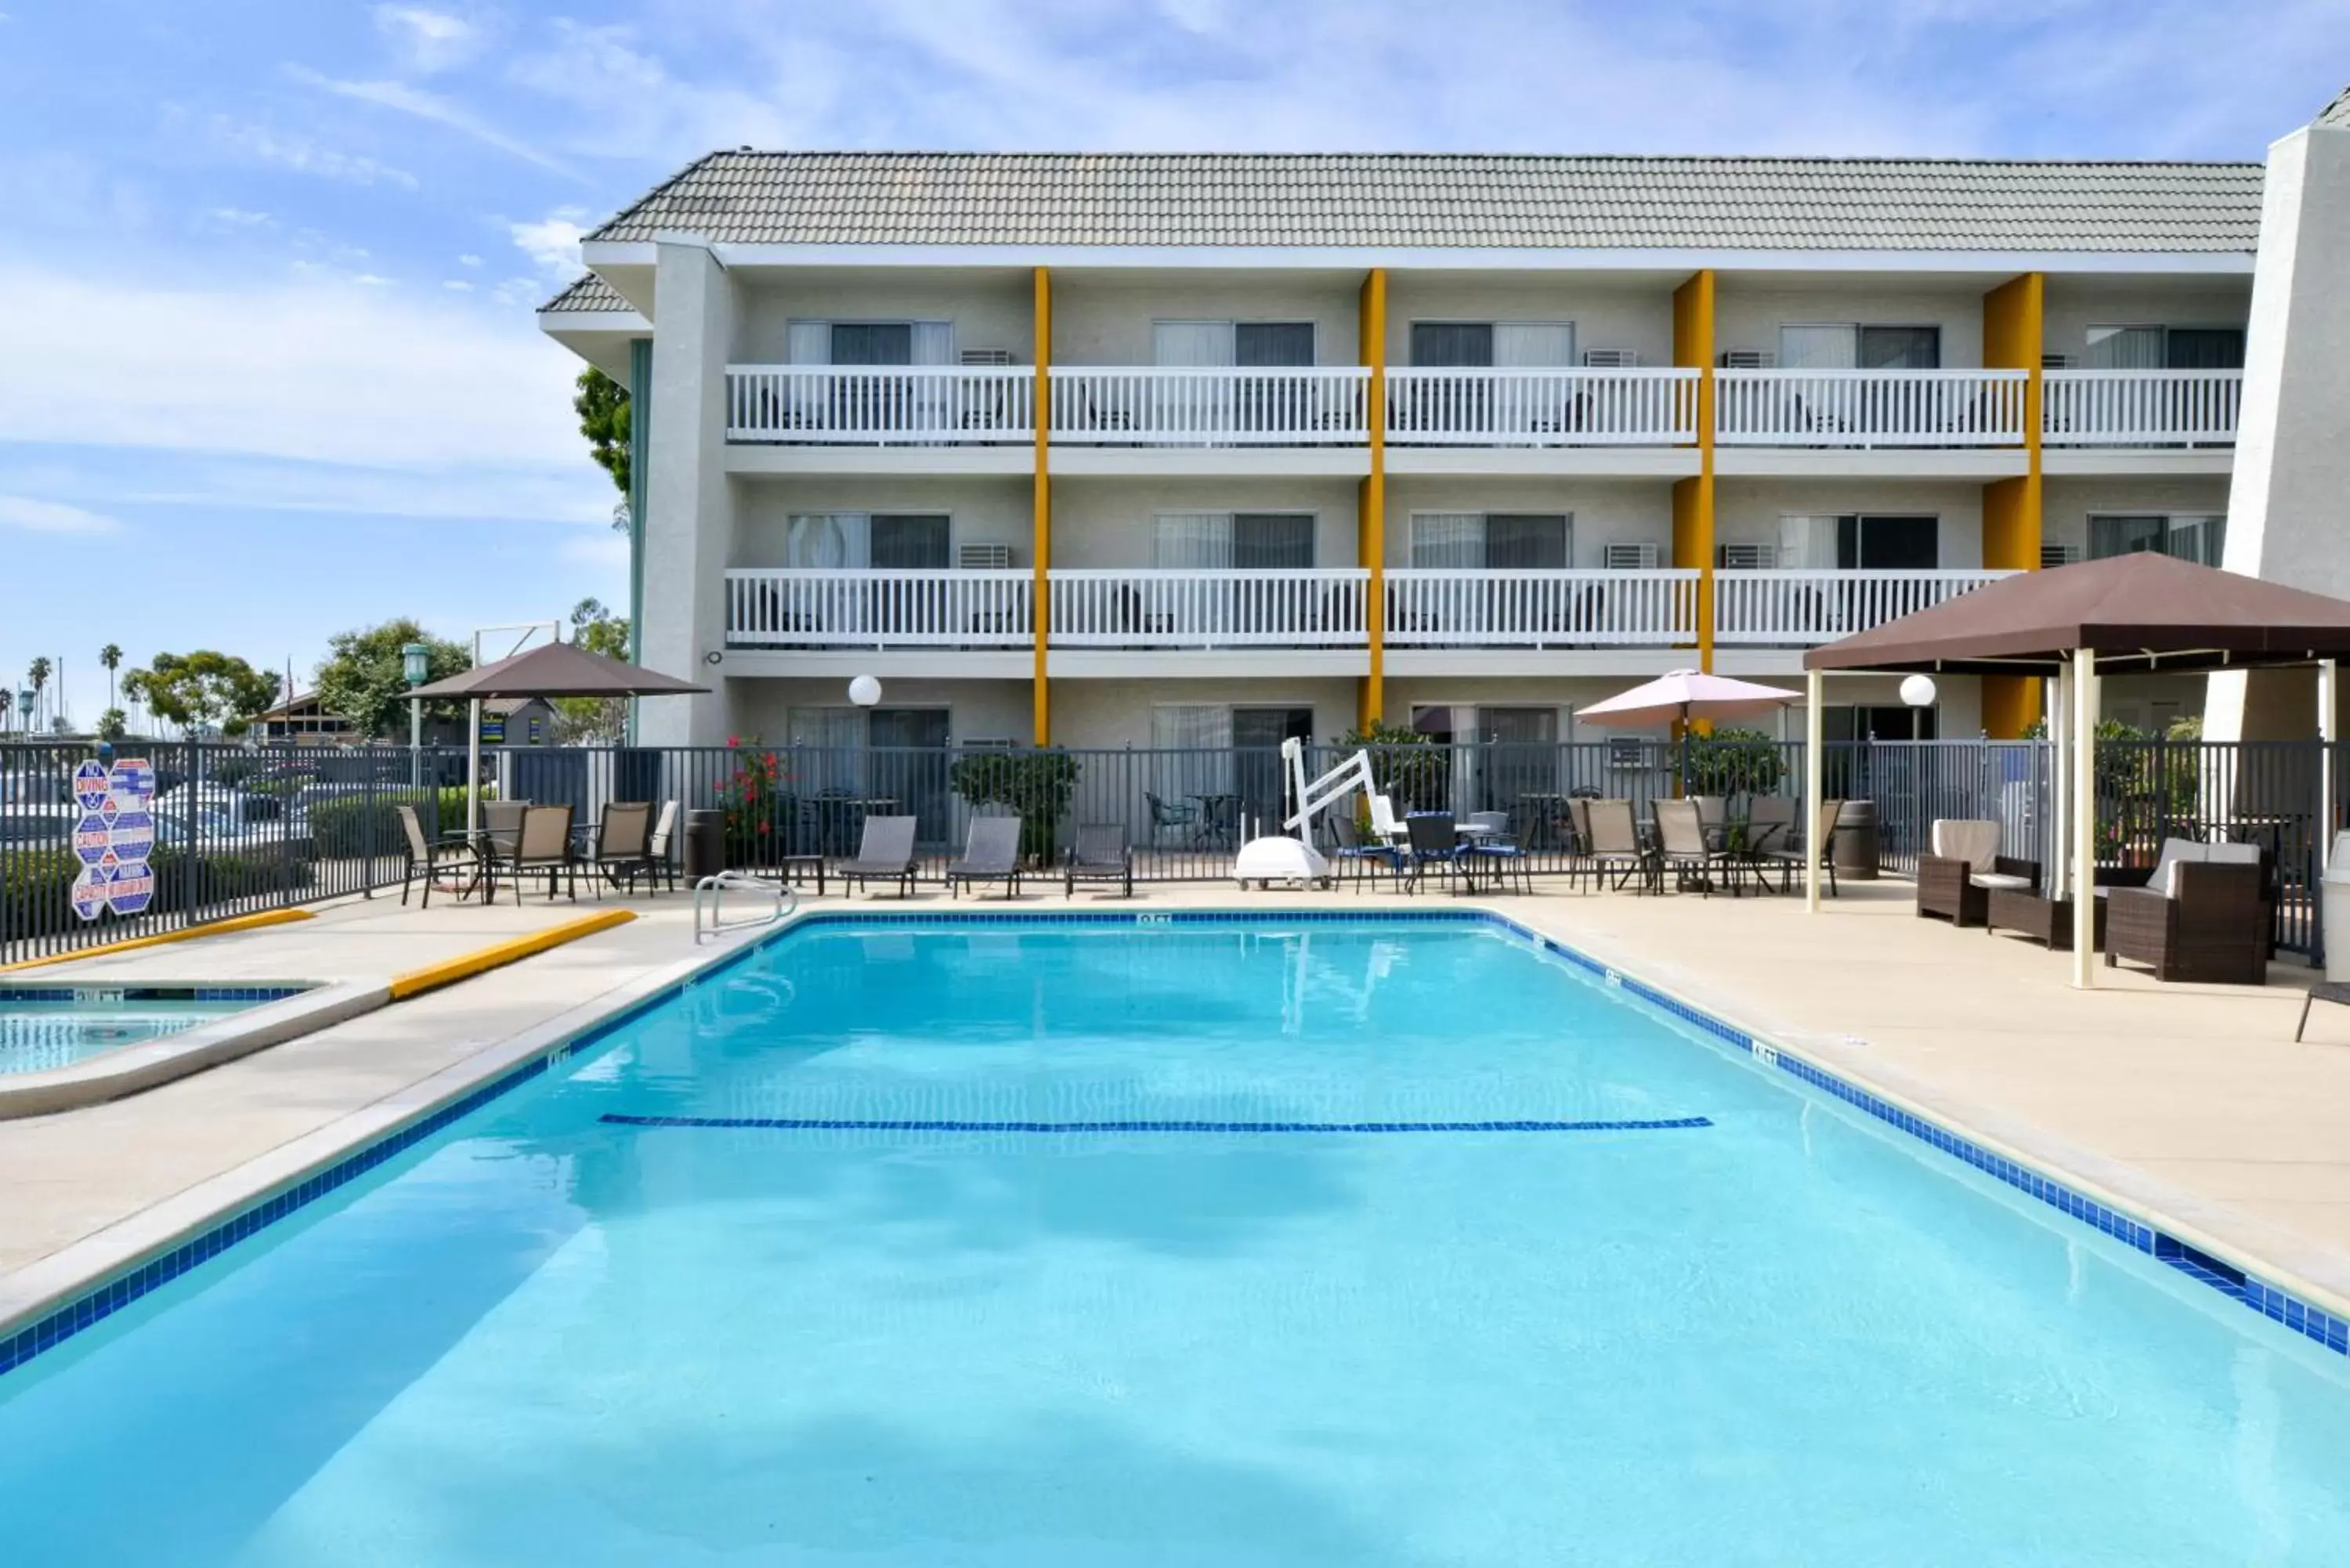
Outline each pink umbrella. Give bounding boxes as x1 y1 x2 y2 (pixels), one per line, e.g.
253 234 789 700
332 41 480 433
1575 668 1799 728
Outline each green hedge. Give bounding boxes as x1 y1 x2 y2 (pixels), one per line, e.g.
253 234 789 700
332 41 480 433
309 787 475 858
1 844 312 934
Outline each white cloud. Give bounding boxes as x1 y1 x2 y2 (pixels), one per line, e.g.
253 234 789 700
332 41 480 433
287 66 578 177
211 117 419 189
458 252 483 267
0 494 121 534
443 278 474 291
508 209 586 278
374 5 481 73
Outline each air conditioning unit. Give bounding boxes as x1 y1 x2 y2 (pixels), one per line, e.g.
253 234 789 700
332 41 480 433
1582 349 1640 368
957 543 1016 570
1718 349 1775 370
2041 542 2082 568
1607 737 1648 770
1601 542 1661 570
1717 543 1777 570
2041 352 2074 370
959 348 1017 366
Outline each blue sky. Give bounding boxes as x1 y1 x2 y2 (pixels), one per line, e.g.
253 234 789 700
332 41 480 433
1 1 2345 725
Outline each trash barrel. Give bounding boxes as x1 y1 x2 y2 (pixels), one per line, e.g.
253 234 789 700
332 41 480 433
2324 833 2350 981
682 808 725 884
1833 800 1880 882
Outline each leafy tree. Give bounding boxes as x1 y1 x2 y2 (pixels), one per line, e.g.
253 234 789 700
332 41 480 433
949 750 1080 862
1336 719 1448 812
121 651 280 737
313 620 471 740
1683 728 1787 796
576 368 630 497
553 598 633 743
95 708 128 742
99 643 122 715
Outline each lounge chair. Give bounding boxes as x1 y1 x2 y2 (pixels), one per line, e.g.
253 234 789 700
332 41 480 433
1583 798 1649 891
2104 837 2269 984
494 804 577 905
1916 818 2037 927
1404 813 1470 894
1652 798 1733 896
584 801 655 894
395 803 477 906
1466 810 1531 894
644 800 681 893
836 814 919 898
945 815 1024 899
1064 822 1134 898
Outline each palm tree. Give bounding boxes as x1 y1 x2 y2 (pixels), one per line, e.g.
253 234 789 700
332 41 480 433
27 657 49 731
100 643 122 715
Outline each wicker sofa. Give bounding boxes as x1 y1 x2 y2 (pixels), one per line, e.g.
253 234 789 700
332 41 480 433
1916 818 2039 928
2102 837 2270 985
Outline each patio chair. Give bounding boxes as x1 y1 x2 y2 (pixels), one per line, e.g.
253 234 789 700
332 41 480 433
1916 818 2038 927
495 804 577 905
644 800 681 894
836 813 919 898
2104 838 2269 984
1691 794 1730 851
1652 798 1734 896
1144 791 1200 847
584 800 655 895
1329 811 1401 891
1743 797 1798 858
394 804 477 907
945 815 1024 900
1761 797 1843 896
1404 812 1470 894
1064 822 1134 899
1466 810 1532 894
1583 798 1650 891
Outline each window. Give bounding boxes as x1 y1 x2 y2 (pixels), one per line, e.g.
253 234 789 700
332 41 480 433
1777 324 1942 370
1151 321 1316 366
1408 513 1571 569
1775 515 1938 570
2087 513 2226 567
785 320 956 365
1824 706 1940 742
784 513 952 569
2084 325 2245 370
1408 321 1576 368
1151 512 1316 569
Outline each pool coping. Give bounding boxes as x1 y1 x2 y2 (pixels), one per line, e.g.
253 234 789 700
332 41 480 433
2 904 2345 1381
0 982 387 1122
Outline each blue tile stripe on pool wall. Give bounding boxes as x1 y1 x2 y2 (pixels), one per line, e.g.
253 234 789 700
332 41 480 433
601 1113 1716 1135
2 906 2344 1381
0 985 309 1004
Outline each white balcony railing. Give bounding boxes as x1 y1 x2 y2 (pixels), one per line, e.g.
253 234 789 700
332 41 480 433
1714 370 2027 447
1386 569 1698 647
2041 369 2241 447
1047 368 1370 446
725 569 1033 648
1382 368 1699 446
1712 569 2016 645
725 367 1036 444
1049 569 1369 647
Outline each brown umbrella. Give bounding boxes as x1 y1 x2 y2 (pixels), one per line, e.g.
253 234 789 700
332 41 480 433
408 643 708 838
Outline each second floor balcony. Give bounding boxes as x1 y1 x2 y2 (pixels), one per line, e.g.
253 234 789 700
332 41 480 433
2042 369 2242 447
1715 369 2027 448
725 366 1036 444
1383 368 1698 446
1712 569 2014 645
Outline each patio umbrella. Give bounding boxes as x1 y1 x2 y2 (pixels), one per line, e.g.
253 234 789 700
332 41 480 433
407 641 710 837
1575 669 1800 729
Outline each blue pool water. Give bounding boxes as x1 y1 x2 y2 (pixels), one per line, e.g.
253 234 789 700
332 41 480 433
3 918 2348 1565
0 986 300 1075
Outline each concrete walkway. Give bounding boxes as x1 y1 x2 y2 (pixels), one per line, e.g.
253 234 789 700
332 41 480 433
3 876 2347 1324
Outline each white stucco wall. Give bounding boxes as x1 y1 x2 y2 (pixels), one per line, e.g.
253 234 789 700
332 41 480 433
1383 275 1673 366
732 477 1033 566
640 241 736 746
1049 273 1360 365
1382 477 1672 567
1048 677 1360 750
2041 277 2251 363
1047 476 1360 568
730 269 1034 363
726 677 1035 746
1713 282 1987 367
1713 479 1986 569
2040 475 2232 560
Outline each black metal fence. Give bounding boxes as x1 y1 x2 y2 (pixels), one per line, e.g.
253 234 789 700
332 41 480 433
3 736 2341 967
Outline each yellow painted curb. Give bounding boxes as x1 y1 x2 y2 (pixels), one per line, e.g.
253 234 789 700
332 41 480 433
0 907 316 973
387 909 638 1001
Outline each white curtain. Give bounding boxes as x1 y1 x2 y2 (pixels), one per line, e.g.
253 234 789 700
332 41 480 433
785 320 830 364
1494 321 1576 367
1152 513 1233 569
1411 512 1484 569
2084 326 2164 370
786 513 870 569
1152 321 1235 366
1776 515 1838 569
1153 704 1232 749
1778 324 1856 369
911 320 956 365
1152 704 1235 800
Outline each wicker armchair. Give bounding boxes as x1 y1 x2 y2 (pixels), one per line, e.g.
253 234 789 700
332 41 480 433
1917 818 2037 928
2104 841 2269 984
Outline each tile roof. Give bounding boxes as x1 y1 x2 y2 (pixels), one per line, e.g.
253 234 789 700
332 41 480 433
582 151 2265 254
2319 85 2350 129
541 273 634 313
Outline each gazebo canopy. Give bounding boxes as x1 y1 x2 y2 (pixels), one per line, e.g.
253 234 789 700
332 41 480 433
408 641 709 699
1803 553 2350 677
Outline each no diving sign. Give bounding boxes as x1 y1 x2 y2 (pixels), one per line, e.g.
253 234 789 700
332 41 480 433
70 757 160 922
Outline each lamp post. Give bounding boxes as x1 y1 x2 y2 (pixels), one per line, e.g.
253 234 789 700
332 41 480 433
402 641 429 790
1900 674 1936 742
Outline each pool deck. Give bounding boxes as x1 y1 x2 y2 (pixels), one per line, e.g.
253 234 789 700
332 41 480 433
3 876 2348 1336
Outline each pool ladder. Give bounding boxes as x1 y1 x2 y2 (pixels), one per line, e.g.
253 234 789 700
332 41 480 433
692 871 799 945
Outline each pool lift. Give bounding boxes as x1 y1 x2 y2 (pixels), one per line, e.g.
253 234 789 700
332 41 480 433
1231 740 1376 890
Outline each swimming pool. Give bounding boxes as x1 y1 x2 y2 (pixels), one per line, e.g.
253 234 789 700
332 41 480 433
0 985 308 1075
2 915 2348 1565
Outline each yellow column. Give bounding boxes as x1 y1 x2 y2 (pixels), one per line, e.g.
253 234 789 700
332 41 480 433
1671 269 1717 673
1032 266 1052 746
1980 271 2044 738
1359 267 1388 727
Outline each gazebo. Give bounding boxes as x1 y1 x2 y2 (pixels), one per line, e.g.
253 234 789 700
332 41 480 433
1800 553 2350 986
407 641 708 837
